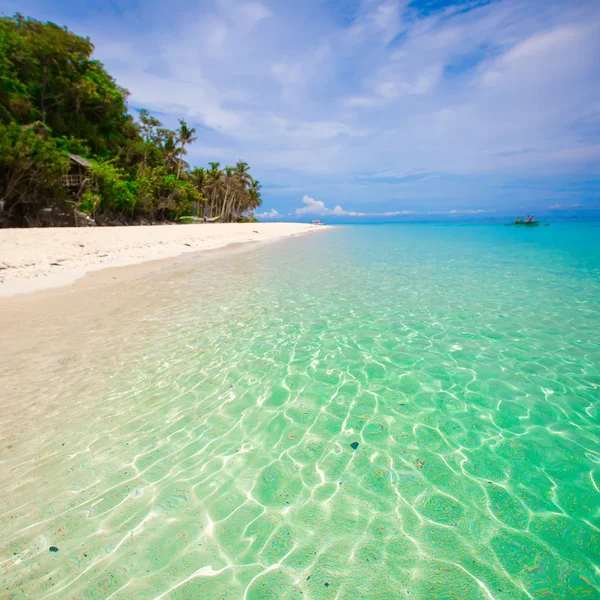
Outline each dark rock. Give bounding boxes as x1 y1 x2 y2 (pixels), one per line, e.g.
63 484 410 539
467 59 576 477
74 210 96 227
49 546 59 553
350 442 359 450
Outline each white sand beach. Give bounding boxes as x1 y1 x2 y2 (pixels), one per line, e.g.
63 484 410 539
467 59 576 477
0 222 325 297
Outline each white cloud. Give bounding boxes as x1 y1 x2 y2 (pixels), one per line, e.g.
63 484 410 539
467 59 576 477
256 208 281 218
270 42 331 97
294 196 329 216
345 0 409 46
294 195 430 217
20 0 599 214
369 0 406 44
546 203 584 210
236 1 273 24
427 209 492 215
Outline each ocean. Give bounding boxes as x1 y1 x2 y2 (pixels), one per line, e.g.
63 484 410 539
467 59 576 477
1 223 599 599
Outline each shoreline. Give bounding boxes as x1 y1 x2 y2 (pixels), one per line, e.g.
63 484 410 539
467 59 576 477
0 222 329 298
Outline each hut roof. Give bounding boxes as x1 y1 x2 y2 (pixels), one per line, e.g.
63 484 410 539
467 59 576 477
69 154 92 168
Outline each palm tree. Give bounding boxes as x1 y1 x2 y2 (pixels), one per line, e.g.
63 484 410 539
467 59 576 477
234 161 252 187
246 179 262 220
190 167 207 194
189 167 208 216
186 161 260 221
220 166 237 221
206 162 222 218
161 132 179 173
230 161 253 221
176 118 197 178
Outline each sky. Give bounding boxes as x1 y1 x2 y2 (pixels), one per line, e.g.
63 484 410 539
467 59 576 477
2 0 600 220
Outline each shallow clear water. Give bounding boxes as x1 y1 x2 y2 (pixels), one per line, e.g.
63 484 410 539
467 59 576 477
1 223 599 599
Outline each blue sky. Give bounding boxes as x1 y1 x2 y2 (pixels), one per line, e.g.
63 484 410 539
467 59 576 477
2 0 599 219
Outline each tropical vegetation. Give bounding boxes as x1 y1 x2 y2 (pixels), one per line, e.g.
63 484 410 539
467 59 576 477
0 14 262 227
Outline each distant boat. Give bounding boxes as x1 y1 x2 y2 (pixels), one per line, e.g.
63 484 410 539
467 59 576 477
505 217 542 226
505 221 540 226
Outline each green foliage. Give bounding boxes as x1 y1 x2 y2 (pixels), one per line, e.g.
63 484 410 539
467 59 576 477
0 13 263 227
155 173 202 218
79 189 102 214
0 15 135 155
0 121 69 225
87 160 137 214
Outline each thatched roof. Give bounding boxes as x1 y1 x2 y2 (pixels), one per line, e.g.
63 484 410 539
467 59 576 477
69 154 92 168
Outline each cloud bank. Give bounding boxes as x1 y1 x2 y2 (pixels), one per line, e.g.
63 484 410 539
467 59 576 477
292 196 491 218
6 0 599 215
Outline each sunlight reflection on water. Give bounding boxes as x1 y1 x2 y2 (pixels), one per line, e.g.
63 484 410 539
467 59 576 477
1 224 599 599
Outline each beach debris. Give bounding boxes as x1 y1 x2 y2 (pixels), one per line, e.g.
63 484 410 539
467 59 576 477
184 243 191 246
350 442 359 450
416 459 425 469
49 546 59 553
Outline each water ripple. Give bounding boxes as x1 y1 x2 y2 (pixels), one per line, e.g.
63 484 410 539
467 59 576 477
1 224 599 599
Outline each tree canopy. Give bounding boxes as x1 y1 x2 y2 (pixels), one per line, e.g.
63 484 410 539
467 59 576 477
0 14 262 227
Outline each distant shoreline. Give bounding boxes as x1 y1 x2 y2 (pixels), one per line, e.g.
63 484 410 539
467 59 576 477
0 222 330 298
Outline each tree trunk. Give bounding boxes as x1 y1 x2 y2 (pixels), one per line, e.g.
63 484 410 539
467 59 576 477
40 65 48 124
210 186 218 218
220 186 231 221
229 191 240 222
177 142 185 178
226 189 236 222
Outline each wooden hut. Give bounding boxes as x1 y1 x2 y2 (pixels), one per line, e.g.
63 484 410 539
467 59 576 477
61 154 91 188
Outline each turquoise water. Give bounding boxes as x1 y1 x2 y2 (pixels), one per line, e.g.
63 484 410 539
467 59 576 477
1 223 599 599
